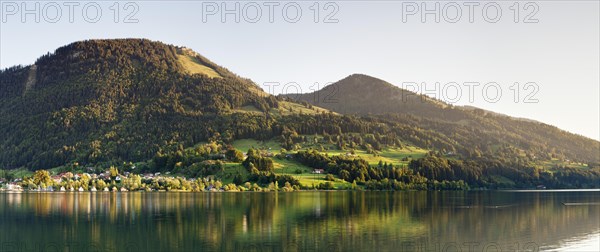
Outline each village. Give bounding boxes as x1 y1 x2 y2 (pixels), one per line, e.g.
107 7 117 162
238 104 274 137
0 164 312 193
0 168 241 192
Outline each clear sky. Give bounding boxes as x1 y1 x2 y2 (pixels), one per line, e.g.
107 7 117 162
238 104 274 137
1 1 598 140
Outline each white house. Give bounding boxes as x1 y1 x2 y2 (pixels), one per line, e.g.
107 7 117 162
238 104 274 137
6 183 22 191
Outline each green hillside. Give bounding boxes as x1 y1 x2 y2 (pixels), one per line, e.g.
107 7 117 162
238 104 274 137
283 74 600 164
0 39 279 169
1 39 598 190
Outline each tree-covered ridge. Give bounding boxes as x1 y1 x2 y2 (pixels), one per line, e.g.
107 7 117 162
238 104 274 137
0 39 597 190
284 74 447 116
0 39 278 169
284 74 600 164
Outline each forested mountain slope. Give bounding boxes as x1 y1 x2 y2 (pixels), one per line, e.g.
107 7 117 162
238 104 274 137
284 74 599 164
0 39 279 168
1 40 598 190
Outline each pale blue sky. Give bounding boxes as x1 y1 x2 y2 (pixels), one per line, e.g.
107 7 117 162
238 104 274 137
1 1 598 140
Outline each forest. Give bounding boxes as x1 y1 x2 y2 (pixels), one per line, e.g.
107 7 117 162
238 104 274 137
1 39 598 190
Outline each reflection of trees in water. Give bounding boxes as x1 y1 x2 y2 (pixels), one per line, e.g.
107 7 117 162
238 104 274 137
266 192 430 251
0 192 598 251
408 191 600 249
0 192 281 250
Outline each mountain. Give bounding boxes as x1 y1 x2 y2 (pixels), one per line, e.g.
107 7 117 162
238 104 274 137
283 74 600 164
0 39 282 169
1 39 598 189
284 74 447 116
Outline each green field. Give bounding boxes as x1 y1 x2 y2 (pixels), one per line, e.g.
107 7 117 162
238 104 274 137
232 139 282 153
4 137 429 189
538 158 589 170
287 173 350 189
232 101 335 117
272 157 351 188
274 101 333 116
233 138 428 166
0 168 33 179
229 138 431 188
323 146 428 167
215 162 248 184
177 54 222 78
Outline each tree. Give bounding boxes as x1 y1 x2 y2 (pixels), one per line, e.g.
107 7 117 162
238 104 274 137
233 174 244 185
96 179 107 190
243 148 274 172
317 182 335 190
33 170 52 186
226 147 244 162
325 174 336 181
166 178 181 190
340 170 351 181
281 182 294 192
123 174 142 190
2 171 15 182
213 180 223 189
80 174 91 190
62 172 73 181
268 181 279 191
109 166 119 179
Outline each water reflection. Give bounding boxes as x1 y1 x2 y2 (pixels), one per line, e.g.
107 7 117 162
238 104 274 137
1 191 598 251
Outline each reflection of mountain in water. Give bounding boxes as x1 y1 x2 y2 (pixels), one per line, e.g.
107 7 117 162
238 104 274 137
0 191 598 251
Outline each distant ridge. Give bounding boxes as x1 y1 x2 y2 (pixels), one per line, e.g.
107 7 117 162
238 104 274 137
283 74 600 163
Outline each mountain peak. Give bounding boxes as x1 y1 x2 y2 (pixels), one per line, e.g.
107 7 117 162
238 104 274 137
35 38 222 77
2 38 270 98
283 73 446 116
336 73 396 89
0 39 279 169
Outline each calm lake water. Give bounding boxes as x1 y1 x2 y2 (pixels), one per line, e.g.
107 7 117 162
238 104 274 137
1 191 599 252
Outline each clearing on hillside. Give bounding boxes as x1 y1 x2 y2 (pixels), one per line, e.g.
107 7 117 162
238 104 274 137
177 54 222 78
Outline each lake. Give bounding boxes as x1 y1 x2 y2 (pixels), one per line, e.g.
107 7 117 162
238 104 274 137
1 191 598 251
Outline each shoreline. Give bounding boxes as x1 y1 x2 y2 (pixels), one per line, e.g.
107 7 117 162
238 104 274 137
2 188 599 193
